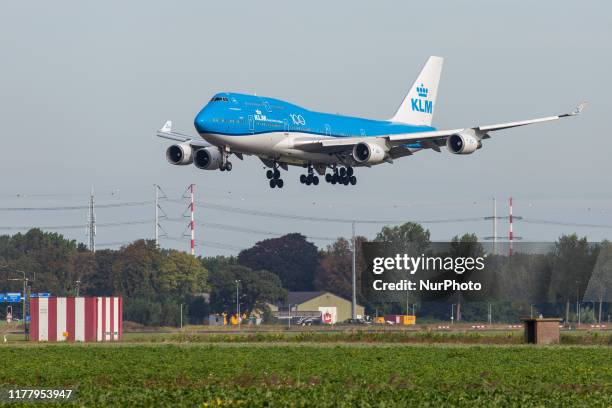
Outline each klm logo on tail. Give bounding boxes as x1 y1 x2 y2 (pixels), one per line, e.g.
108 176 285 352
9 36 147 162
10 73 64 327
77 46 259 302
411 83 432 114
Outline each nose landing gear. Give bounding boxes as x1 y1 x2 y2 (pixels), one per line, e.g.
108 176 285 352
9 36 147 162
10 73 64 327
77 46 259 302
220 147 232 171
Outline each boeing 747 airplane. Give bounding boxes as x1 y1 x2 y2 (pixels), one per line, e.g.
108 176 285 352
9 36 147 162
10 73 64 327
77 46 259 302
157 56 585 188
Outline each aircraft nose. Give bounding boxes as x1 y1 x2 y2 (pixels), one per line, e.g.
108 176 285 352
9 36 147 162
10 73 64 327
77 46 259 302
194 110 209 133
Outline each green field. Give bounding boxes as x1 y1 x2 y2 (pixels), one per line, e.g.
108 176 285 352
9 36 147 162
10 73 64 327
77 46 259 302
120 329 612 345
0 343 610 407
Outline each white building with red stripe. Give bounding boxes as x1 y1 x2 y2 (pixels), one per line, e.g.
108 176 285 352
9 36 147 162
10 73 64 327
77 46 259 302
29 297 122 342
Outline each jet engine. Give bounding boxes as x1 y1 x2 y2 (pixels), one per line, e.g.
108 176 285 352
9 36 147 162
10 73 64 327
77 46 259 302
352 142 386 164
446 132 481 154
194 147 223 170
166 143 193 165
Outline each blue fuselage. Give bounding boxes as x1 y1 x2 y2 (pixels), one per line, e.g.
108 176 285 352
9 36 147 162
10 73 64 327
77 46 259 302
194 93 434 146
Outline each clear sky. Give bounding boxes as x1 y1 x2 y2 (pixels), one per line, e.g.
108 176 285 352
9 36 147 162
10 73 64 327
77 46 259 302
1 1 611 255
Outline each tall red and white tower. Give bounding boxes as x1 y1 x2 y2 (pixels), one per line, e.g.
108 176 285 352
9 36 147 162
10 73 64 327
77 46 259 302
189 184 195 256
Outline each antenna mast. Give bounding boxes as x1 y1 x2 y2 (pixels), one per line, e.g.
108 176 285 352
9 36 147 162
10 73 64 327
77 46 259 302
87 187 96 252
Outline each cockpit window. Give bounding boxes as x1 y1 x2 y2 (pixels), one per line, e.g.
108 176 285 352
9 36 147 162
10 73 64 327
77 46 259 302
210 97 229 102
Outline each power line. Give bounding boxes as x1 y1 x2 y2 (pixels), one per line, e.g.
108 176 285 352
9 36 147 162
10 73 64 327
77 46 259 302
520 218 612 229
163 236 244 252
0 200 154 211
179 200 484 225
200 221 338 242
96 241 134 248
192 200 612 229
0 219 152 231
163 217 337 241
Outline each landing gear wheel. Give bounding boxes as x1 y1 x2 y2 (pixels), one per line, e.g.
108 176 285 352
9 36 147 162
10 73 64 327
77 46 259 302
343 177 349 186
325 174 332 183
339 167 347 177
225 162 232 171
277 179 284 188
269 179 276 188
300 174 307 184
220 166 226 172
331 175 337 185
347 167 354 177
267 170 274 179
313 176 319 185
349 176 357 185
273 169 281 179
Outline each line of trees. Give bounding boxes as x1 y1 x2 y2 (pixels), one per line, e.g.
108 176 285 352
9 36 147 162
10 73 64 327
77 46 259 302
0 225 610 325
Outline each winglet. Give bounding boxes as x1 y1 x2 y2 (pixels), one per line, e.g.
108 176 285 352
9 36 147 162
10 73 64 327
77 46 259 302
160 120 172 133
570 101 588 116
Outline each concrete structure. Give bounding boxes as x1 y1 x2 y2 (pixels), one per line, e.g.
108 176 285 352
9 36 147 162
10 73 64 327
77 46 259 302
30 297 122 342
522 318 561 345
268 291 365 323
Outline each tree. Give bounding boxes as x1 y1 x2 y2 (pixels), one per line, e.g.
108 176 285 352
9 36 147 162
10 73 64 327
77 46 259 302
547 234 598 323
314 236 367 301
374 222 431 254
580 240 611 323
111 240 160 299
449 233 484 258
0 229 78 295
155 250 208 299
84 249 117 296
71 251 96 295
208 264 286 314
237 233 319 291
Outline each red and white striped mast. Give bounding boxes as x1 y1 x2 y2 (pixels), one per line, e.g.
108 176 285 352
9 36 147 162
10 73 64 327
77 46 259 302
189 183 195 256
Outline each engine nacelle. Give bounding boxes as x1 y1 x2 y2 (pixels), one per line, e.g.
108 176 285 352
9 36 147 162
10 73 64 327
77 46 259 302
446 132 481 155
166 143 193 165
352 142 386 164
194 147 223 170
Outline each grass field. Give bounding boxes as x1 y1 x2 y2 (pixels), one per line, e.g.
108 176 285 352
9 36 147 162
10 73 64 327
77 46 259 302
120 329 612 345
0 343 610 407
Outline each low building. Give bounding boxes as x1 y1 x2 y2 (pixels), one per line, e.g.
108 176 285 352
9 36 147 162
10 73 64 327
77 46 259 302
268 291 365 324
29 297 122 342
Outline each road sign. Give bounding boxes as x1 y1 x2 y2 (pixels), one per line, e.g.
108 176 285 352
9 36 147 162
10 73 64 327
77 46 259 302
6 293 21 303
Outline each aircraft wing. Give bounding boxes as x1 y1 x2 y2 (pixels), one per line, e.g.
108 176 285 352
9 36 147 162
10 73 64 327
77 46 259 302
157 121 211 147
293 102 586 153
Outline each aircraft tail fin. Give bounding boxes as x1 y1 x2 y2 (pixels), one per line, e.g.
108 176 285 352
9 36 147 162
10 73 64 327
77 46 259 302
390 56 443 126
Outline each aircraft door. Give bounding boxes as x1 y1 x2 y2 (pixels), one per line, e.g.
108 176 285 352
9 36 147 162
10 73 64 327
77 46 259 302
325 124 331 136
248 115 254 133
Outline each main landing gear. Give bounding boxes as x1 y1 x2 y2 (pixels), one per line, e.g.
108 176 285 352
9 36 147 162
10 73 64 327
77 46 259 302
266 163 284 188
325 166 356 186
299 165 319 186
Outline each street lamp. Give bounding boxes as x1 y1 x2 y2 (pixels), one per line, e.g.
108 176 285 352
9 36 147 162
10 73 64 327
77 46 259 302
451 303 456 324
288 304 292 329
4 267 30 340
575 280 581 326
75 280 81 297
235 280 241 329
